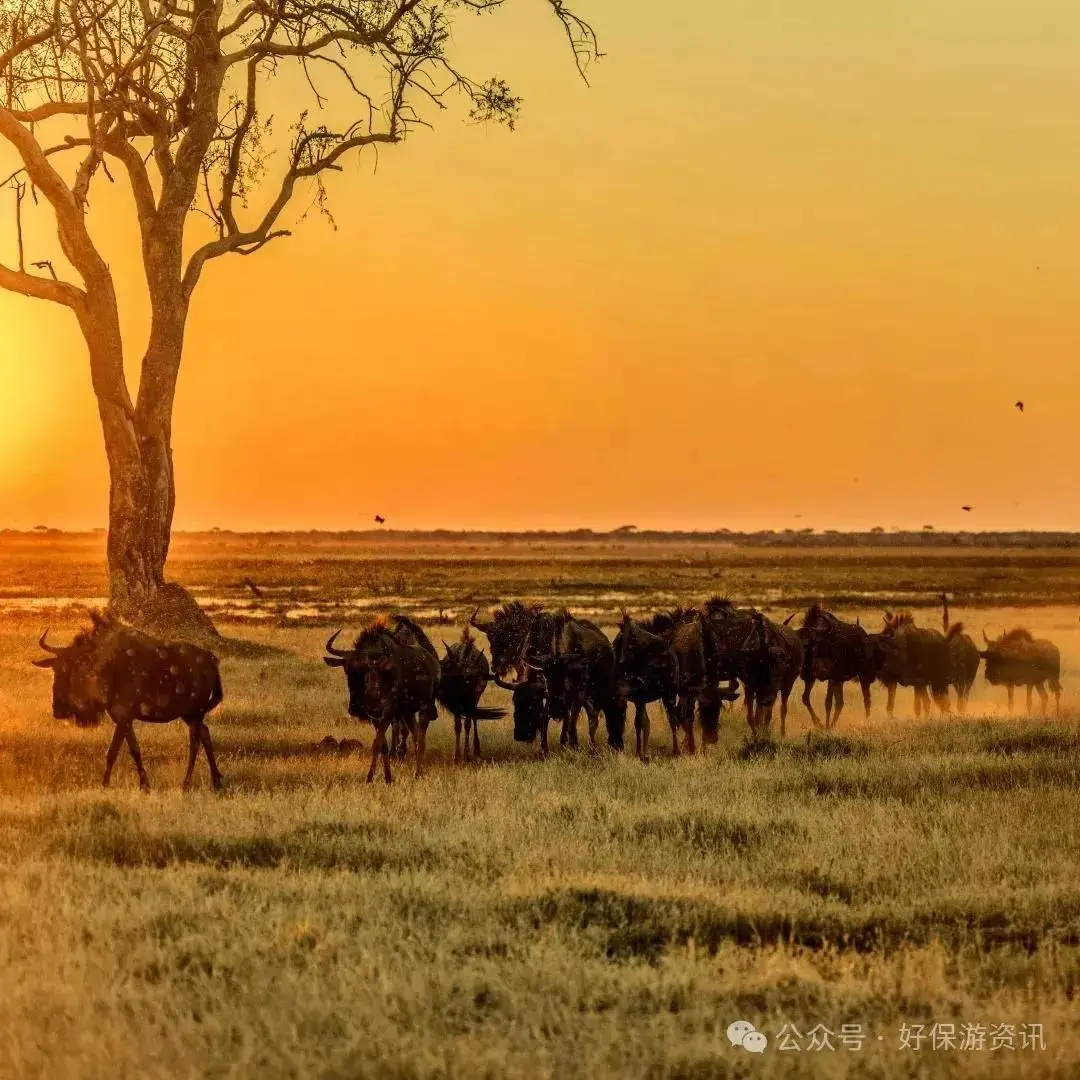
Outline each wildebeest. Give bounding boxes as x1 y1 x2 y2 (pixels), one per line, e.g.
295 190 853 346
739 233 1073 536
637 607 738 750
438 625 506 763
877 612 951 717
611 612 680 759
489 669 552 753
522 609 620 749
941 593 979 713
31 611 224 791
701 599 803 737
469 602 542 679
798 603 883 729
323 615 441 782
979 626 1062 716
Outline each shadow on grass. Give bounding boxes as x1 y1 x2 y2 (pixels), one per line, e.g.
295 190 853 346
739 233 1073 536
506 887 1080 961
46 802 441 873
618 812 805 856
777 757 1080 803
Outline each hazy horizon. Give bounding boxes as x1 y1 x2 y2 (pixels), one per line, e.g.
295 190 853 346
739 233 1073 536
3 0 1079 534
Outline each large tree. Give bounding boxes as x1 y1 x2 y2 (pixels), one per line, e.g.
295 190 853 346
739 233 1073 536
0 0 596 640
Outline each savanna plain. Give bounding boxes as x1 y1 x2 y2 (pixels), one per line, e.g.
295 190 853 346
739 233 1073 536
2 535 1080 1079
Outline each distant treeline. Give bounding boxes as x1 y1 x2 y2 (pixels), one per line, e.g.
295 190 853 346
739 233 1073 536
7 527 1080 548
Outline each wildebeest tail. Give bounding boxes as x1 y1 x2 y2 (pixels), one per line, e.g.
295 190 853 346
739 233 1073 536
698 690 722 743
604 694 626 750
208 665 224 711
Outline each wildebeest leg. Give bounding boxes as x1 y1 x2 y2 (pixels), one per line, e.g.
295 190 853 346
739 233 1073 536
913 688 923 719
197 722 223 790
414 717 428 779
660 694 681 755
1036 682 1048 716
1026 684 1034 715
586 703 602 749
568 696 584 749
367 723 388 783
472 718 481 760
102 722 126 788
453 716 463 764
757 697 774 737
673 693 693 756
539 716 550 756
1007 684 1014 713
122 723 151 791
581 693 598 748
831 683 846 730
635 702 649 761
885 682 896 718
861 678 872 719
182 720 202 790
779 682 793 739
802 678 823 729
381 723 393 783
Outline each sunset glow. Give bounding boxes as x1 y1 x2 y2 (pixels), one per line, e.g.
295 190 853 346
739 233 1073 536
2 0 1079 533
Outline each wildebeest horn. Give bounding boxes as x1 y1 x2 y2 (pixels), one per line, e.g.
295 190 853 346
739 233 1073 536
783 612 796 625
38 628 62 654
982 626 992 645
489 673 525 691
324 629 349 657
469 606 494 633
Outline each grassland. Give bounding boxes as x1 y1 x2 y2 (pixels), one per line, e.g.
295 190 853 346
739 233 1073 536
2 539 1080 1078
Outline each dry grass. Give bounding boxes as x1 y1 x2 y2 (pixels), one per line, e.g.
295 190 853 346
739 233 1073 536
2 610 1080 1078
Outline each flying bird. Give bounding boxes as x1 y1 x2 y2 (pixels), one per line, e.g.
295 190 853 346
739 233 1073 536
1015 401 1024 412
374 515 385 525
961 506 973 512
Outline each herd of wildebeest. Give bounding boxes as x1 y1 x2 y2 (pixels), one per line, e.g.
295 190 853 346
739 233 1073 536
29 593 1064 788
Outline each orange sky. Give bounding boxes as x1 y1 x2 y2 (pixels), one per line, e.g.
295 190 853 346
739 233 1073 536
2 0 1080 533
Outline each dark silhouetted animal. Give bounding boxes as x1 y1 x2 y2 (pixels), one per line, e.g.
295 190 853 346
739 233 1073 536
877 612 951 717
638 607 739 751
941 593 979 713
979 627 1061 716
490 670 552 754
438 625 505 763
523 610 620 749
702 599 803 737
798 603 883 729
470 602 542 679
612 612 680 760
323 616 440 783
32 612 224 791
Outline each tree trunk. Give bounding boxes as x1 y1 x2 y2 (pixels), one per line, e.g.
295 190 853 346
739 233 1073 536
88 253 219 645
